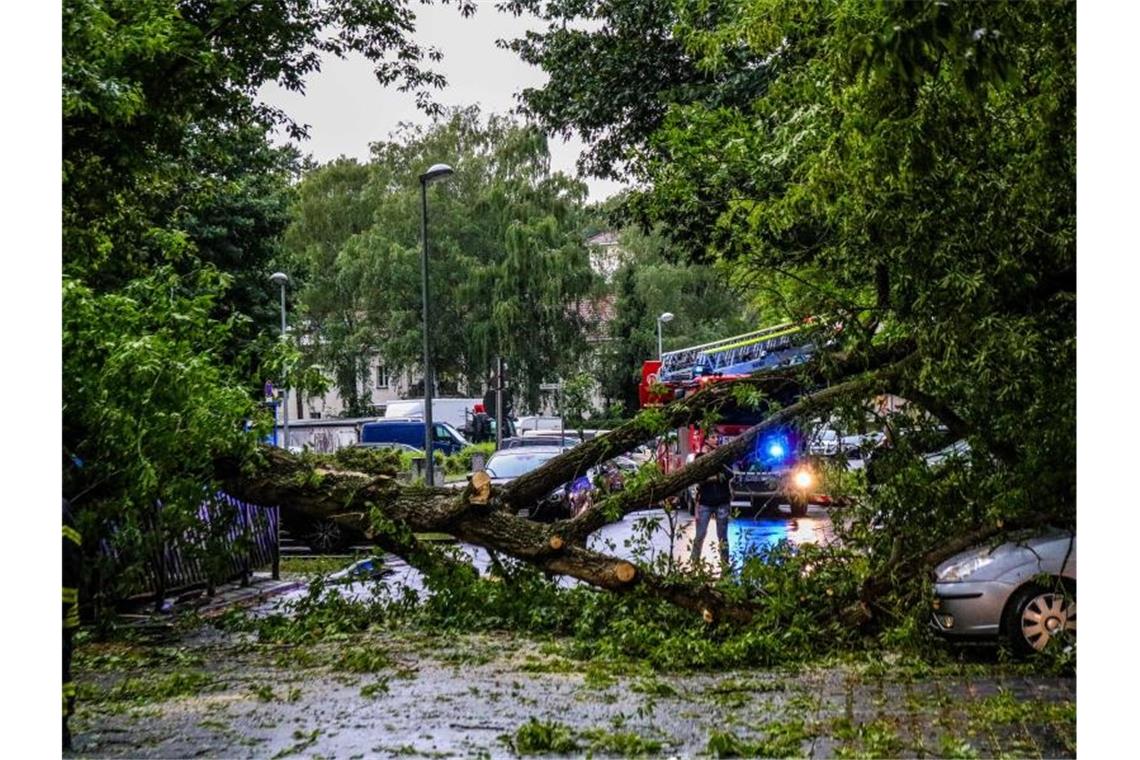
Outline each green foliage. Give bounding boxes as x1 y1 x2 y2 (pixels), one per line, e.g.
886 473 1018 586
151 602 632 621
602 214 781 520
561 372 599 432
334 647 393 674
510 0 1074 627
360 678 391 699
323 446 405 477
444 443 498 476
221 577 389 645
64 267 265 615
63 0 467 608
597 227 756 413
96 671 220 706
580 728 664 756
284 107 600 412
706 730 765 759
509 718 580 755
499 0 765 181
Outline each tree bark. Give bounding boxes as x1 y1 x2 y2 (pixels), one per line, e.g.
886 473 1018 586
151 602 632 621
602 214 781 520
213 343 925 626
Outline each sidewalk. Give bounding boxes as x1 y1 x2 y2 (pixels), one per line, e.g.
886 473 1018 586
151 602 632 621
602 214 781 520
117 572 305 625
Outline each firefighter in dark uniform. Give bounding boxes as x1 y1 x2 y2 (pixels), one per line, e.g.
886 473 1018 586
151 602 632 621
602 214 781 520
63 498 81 750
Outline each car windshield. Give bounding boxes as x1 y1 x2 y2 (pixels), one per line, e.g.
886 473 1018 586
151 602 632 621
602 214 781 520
442 422 469 446
485 451 559 479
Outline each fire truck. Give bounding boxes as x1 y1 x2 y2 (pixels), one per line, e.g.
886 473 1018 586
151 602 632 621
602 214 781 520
639 321 831 517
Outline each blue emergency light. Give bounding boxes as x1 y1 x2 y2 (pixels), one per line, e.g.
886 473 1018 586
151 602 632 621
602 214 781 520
756 432 792 465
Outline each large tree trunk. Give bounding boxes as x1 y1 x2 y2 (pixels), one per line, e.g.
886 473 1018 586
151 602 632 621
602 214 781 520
213 342 992 627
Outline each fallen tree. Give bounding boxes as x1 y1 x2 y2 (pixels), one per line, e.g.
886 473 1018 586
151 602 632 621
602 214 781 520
215 342 1045 628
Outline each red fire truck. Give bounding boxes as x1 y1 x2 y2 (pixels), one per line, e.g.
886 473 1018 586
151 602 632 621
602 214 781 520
639 323 829 517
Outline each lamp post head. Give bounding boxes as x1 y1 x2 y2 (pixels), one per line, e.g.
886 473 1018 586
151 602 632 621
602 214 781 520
658 312 675 324
269 272 289 287
420 163 455 184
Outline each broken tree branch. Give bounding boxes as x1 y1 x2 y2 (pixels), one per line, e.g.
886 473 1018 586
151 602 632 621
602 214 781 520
502 340 915 510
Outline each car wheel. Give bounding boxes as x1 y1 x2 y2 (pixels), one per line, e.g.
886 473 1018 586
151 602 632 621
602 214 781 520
789 495 808 518
305 518 349 554
1003 582 1076 655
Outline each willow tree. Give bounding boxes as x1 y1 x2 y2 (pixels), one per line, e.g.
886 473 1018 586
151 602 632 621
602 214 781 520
283 107 600 412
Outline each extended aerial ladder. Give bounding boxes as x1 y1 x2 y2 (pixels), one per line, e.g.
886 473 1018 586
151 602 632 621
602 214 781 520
656 321 817 384
641 318 837 516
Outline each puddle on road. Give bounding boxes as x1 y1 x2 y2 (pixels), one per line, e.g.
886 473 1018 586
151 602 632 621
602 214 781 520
264 507 836 611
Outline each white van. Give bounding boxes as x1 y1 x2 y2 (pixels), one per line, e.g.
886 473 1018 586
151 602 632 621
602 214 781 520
515 415 563 434
384 398 483 431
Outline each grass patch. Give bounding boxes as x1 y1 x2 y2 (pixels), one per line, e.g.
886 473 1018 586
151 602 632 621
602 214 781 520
581 728 664 756
332 646 392 673
508 718 580 754
360 678 391 698
87 670 220 706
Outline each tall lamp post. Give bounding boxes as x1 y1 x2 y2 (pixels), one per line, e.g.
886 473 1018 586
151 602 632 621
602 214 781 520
268 271 289 582
269 272 290 451
657 311 675 361
419 162 455 486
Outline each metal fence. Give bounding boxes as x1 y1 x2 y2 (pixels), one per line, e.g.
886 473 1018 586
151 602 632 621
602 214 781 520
99 492 279 605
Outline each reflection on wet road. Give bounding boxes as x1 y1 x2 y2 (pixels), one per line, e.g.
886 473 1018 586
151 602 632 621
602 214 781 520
264 505 837 609
682 503 836 573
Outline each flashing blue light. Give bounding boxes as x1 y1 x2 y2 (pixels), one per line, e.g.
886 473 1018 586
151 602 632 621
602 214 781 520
755 432 792 466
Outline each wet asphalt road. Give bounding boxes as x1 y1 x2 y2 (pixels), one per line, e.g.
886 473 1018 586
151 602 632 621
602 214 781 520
267 504 835 608
68 506 1076 759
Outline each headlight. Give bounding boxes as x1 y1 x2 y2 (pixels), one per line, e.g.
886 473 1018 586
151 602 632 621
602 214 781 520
793 468 814 489
937 555 996 582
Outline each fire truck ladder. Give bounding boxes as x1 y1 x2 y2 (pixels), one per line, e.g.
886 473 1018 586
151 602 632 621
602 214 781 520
658 322 815 382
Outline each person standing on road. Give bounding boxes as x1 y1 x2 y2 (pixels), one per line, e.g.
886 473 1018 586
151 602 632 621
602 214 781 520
689 439 733 569
63 497 82 751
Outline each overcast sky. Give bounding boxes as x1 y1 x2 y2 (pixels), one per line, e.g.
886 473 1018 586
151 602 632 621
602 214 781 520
259 2 627 203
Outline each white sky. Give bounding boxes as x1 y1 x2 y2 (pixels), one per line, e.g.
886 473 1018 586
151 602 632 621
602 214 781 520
259 1 627 203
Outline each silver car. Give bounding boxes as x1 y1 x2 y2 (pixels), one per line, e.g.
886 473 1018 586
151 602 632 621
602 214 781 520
931 528 1076 654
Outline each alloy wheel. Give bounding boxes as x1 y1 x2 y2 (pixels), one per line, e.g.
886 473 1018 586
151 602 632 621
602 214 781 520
1020 592 1076 651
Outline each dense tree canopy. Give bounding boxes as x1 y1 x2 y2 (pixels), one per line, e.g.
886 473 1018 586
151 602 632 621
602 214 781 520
61 0 1076 638
62 0 470 608
284 108 600 414
505 0 1076 534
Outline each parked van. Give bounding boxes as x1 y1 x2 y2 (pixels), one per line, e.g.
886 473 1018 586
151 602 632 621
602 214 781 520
358 419 469 456
384 397 515 443
385 398 482 430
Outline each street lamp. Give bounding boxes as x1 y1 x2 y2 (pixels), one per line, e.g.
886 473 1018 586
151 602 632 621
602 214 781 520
419 162 454 486
269 272 290 451
657 312 675 360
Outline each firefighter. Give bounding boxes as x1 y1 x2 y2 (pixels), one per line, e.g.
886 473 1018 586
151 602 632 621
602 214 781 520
63 497 81 750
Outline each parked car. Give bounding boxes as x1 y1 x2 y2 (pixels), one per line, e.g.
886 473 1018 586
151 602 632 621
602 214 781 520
515 415 564 434
500 435 582 449
482 446 580 521
359 418 468 456
808 428 840 456
840 430 885 457
353 441 423 454
931 528 1076 655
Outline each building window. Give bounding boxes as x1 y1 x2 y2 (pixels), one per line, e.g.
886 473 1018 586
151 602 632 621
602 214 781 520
375 363 390 390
